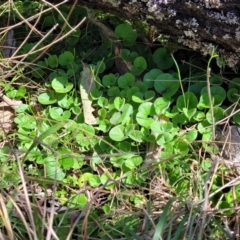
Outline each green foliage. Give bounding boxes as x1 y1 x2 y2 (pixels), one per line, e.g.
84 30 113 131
1 3 239 240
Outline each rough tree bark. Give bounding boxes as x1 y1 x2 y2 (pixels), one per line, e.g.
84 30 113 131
56 0 240 70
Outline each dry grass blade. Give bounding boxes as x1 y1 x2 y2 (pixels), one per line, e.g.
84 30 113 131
0 194 14 240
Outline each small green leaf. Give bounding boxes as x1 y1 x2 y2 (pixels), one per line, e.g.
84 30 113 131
233 112 240 125
102 73 116 86
177 92 198 111
108 86 120 97
153 47 174 70
229 78 240 91
132 92 144 103
52 77 73 93
131 56 147 75
46 156 65 181
136 102 154 127
58 51 74 65
118 73 135 88
201 86 226 106
14 115 36 129
90 89 103 99
49 107 71 121
69 194 87 208
182 108 196 120
184 129 198 142
143 69 163 88
125 155 143 169
175 141 189 156
115 23 137 46
154 97 171 115
89 175 101 187
197 120 212 134
98 119 111 132
154 73 179 98
150 121 173 134
114 97 125 110
198 93 212 109
193 111 205 121
227 88 240 103
121 49 138 62
47 55 58 68
129 130 144 142
109 125 126 141
98 108 107 119
117 141 131 152
97 97 108 108
206 106 224 124
38 92 57 105
156 132 173 145
210 75 222 85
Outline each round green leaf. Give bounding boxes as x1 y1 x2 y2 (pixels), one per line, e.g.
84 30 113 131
117 142 131 152
52 77 73 93
102 73 116 86
184 129 198 142
131 56 147 75
136 102 154 127
227 88 240 103
90 89 103 99
156 132 173 145
198 93 211 109
66 29 81 46
144 91 155 101
38 92 57 105
121 49 138 62
108 86 120 97
47 55 58 68
153 47 174 70
109 125 126 141
46 156 65 181
125 155 143 169
69 194 87 208
175 141 189 156
143 69 163 88
193 111 205 121
115 23 137 46
182 108 197 120
201 86 226 105
233 112 240 125
229 78 240 91
118 73 135 88
14 114 36 129
49 107 71 121
132 92 144 103
177 92 198 111
58 51 74 66
154 97 171 115
98 119 111 132
210 75 222 85
134 81 148 93
97 97 108 108
129 130 144 142
206 107 224 124
89 175 101 187
150 121 173 134
114 97 125 110
154 73 179 98
98 108 107 119
197 120 212 134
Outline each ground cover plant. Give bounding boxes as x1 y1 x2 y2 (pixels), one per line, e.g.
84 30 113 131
1 1 240 239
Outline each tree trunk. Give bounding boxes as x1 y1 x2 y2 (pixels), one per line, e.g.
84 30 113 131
56 0 240 70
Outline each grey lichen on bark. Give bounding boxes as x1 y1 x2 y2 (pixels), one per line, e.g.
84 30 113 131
60 0 240 69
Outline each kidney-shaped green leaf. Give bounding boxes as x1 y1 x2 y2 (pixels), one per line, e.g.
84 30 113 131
52 77 73 93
